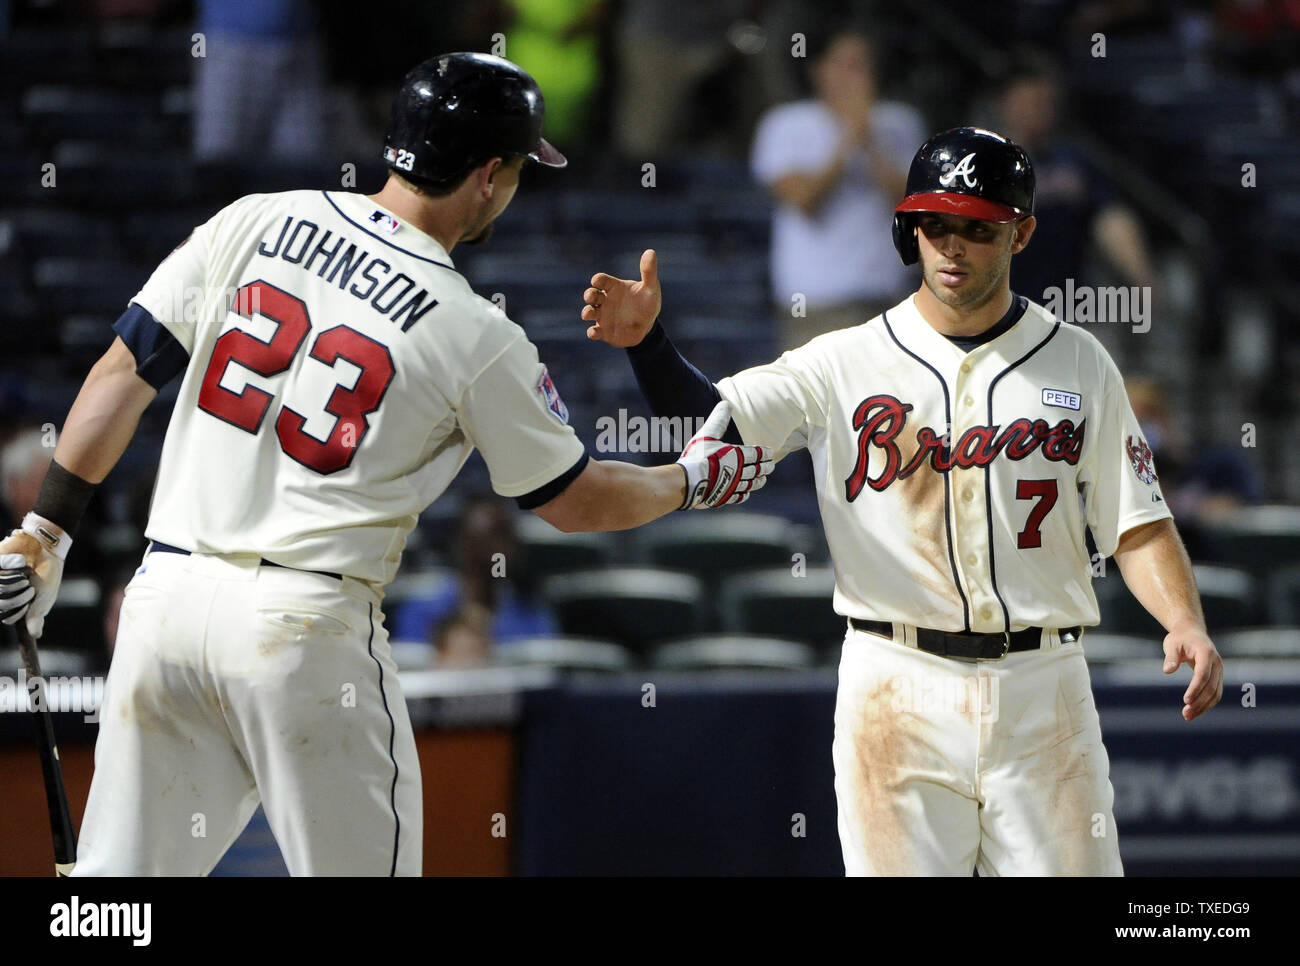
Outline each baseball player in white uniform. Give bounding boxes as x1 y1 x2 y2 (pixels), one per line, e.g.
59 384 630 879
0 53 770 876
581 127 1224 875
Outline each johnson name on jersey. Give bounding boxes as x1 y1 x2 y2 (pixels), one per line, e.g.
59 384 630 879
121 190 584 586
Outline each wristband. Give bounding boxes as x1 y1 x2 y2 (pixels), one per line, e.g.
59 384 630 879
21 512 73 561
31 459 98 536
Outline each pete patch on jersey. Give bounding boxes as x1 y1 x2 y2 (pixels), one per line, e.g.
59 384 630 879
536 366 569 424
1126 434 1158 484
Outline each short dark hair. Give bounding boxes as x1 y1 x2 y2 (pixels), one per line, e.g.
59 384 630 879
393 155 523 197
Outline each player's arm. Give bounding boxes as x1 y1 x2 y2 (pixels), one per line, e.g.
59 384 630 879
582 249 741 443
0 336 159 636
1092 204 1157 290
768 158 852 216
530 401 768 532
1112 518 1223 721
52 336 159 483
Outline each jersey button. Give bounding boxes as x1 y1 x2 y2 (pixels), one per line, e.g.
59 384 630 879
963 395 974 407
960 363 971 373
980 606 994 621
966 553 978 566
962 488 975 502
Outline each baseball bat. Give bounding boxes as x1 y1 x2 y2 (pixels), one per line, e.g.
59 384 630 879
11 621 78 876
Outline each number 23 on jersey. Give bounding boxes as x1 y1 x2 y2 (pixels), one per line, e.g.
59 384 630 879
197 279 395 474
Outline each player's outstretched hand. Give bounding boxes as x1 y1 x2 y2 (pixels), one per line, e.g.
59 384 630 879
675 401 772 510
1162 622 1223 721
582 248 661 348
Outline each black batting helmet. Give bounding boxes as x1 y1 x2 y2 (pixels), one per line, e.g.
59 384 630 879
892 127 1034 265
382 52 567 190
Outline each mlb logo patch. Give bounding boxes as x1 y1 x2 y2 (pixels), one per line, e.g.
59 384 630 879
368 209 401 234
1126 434 1158 484
536 366 569 424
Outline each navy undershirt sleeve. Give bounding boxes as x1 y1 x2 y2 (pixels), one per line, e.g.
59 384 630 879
625 323 742 444
112 304 189 389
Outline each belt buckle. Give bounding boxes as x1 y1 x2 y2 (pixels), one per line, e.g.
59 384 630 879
991 631 1011 661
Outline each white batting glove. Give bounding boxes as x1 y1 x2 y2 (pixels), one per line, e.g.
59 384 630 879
0 555 36 626
675 401 773 510
0 513 71 638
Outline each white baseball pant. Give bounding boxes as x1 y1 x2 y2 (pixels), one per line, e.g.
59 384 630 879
72 550 422 876
833 623 1123 876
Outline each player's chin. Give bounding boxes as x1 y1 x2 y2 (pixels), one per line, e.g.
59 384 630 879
462 222 495 246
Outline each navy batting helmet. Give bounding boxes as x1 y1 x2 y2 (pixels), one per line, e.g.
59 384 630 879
892 127 1034 265
382 52 567 190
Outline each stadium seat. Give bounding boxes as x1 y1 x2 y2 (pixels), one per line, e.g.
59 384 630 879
32 257 151 315
1078 633 1154 664
559 191 701 234
1202 506 1300 579
541 568 704 653
494 636 634 672
1093 564 1259 637
1267 565 1300 626
633 513 794 587
51 141 194 207
22 86 163 144
36 577 104 660
515 514 615 579
719 566 844 647
10 208 118 258
650 634 817 671
1215 628 1300 659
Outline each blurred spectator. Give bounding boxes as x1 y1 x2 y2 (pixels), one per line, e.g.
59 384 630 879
193 0 326 162
0 426 50 526
1126 374 1263 557
391 494 557 643
751 28 924 348
614 0 782 159
432 603 493 668
506 0 608 151
993 52 1159 305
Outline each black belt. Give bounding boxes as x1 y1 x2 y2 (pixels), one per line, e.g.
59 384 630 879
849 618 1081 660
148 541 343 582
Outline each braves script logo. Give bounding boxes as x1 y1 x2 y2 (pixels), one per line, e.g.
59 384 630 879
1126 434 1158 484
844 394 1085 501
938 152 979 189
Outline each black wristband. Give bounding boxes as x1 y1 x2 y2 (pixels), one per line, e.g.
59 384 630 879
31 460 98 535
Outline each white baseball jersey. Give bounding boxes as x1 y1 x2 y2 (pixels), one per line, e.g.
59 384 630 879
126 189 585 585
717 293 1170 633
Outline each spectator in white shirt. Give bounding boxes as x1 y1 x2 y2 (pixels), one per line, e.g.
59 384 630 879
751 29 926 349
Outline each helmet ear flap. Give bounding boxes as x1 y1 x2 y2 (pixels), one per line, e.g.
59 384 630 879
892 213 919 266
